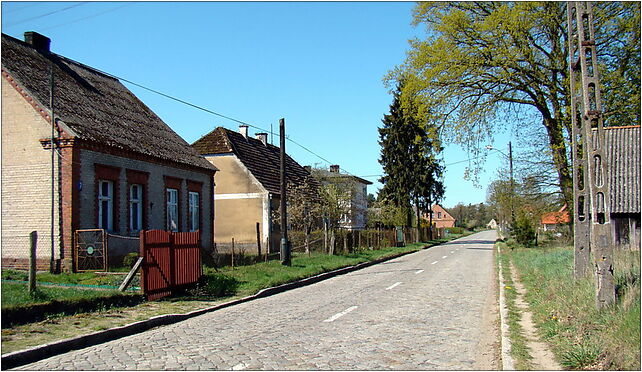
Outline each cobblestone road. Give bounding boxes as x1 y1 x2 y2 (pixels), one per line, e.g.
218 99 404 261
16 230 498 370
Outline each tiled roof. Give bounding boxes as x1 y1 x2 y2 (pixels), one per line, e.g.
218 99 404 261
314 170 373 186
192 127 313 194
604 126 640 214
541 205 571 225
1 33 215 171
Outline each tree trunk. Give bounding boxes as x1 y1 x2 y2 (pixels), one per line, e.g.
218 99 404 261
305 224 310 256
323 218 328 254
543 116 573 209
330 229 336 255
415 196 421 243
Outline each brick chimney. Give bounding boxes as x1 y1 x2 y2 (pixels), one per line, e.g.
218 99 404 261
255 132 268 146
24 31 50 52
330 165 340 173
239 125 248 138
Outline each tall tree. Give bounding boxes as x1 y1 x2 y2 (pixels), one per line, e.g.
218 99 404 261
379 83 444 231
387 2 640 209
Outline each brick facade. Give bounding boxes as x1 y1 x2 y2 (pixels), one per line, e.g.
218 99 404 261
2 75 215 272
1 77 61 267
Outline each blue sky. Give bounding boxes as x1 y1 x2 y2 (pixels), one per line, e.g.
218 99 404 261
2 1 514 208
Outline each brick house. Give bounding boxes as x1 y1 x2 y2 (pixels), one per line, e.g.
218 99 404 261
192 125 314 254
1 32 217 271
312 165 372 230
425 204 456 228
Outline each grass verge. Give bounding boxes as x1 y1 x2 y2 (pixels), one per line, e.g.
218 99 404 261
497 241 533 369
500 240 640 370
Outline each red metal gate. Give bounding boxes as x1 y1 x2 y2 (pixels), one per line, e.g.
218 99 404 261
140 230 202 300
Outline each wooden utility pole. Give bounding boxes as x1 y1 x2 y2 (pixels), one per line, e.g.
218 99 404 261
279 118 291 266
568 1 615 308
29 231 37 293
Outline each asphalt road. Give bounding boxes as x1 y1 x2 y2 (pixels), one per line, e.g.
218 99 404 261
15 230 498 370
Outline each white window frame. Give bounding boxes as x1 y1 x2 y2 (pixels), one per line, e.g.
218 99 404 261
129 184 143 232
98 180 114 231
166 188 179 232
188 191 200 232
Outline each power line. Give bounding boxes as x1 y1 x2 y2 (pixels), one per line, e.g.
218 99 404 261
83 65 358 177
4 3 41 14
5 2 87 27
41 4 134 31
357 149 509 179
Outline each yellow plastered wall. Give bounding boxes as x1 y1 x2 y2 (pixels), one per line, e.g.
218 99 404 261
1 77 61 260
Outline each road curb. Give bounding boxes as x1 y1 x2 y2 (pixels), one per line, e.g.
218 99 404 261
1 246 427 369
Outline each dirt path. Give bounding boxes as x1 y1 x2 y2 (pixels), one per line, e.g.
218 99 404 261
510 263 562 370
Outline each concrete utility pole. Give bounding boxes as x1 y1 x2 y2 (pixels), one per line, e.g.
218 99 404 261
279 118 291 266
486 142 515 227
568 1 615 308
567 2 591 278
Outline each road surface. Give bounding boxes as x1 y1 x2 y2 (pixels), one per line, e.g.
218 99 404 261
16 230 498 370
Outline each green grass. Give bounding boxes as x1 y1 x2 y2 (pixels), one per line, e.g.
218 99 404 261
189 242 434 300
497 241 534 369
2 268 138 289
1 282 123 308
505 244 640 370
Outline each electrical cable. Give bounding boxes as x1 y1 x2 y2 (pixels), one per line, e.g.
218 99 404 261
5 2 87 27
40 4 134 31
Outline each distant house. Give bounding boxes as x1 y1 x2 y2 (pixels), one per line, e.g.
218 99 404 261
425 204 456 228
192 125 315 254
1 32 217 271
541 205 571 232
487 219 498 230
313 165 372 230
540 126 640 249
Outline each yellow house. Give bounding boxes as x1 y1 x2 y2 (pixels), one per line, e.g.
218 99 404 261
192 125 314 254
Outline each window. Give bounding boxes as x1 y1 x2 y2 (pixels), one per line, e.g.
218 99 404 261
98 180 113 231
188 191 200 232
130 184 143 232
438 212 442 219
167 188 178 232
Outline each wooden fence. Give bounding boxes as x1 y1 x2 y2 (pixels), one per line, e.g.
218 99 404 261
140 230 202 300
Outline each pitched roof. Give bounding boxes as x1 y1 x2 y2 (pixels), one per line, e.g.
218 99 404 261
604 126 640 214
192 127 313 194
541 205 571 225
1 33 215 171
314 170 373 186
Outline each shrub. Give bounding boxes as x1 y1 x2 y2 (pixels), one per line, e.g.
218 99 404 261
445 226 464 235
123 253 139 268
512 214 536 247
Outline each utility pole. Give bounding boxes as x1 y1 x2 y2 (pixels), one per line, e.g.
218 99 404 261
568 1 614 308
567 2 591 278
279 118 291 266
49 60 56 274
508 141 515 226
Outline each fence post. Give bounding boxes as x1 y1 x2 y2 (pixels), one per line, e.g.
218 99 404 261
231 237 235 269
256 222 262 258
29 231 37 293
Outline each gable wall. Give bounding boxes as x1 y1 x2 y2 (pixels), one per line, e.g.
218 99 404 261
205 154 270 254
1 77 61 269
